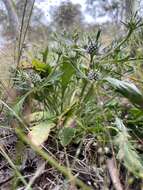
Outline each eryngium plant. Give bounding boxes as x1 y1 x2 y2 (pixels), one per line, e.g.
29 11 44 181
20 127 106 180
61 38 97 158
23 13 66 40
7 14 143 180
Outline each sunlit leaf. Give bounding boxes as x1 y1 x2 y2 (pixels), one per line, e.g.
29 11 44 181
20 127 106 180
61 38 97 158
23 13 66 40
32 59 51 76
28 121 55 146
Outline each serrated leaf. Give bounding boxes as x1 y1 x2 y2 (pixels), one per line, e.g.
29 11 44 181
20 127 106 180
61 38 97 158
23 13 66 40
115 118 143 178
32 59 51 75
28 121 55 146
59 128 76 146
106 77 143 109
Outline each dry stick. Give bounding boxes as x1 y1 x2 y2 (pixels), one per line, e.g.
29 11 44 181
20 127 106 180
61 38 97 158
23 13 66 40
8 0 36 126
100 29 132 61
25 161 46 190
15 128 92 190
3 0 29 113
106 157 123 190
17 0 35 68
17 0 28 66
71 137 85 169
64 147 77 189
0 176 14 187
21 0 35 47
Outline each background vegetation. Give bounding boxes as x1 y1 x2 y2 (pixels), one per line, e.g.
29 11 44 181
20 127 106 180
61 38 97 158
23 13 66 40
1 0 143 190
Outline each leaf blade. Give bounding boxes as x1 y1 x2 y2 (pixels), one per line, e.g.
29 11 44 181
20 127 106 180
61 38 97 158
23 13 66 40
28 121 55 147
106 77 143 109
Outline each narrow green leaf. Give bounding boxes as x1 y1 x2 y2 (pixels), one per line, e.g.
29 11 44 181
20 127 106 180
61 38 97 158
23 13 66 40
41 47 49 63
96 29 101 42
61 56 75 91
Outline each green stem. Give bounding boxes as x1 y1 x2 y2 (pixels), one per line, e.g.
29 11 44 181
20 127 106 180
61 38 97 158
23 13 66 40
82 82 94 103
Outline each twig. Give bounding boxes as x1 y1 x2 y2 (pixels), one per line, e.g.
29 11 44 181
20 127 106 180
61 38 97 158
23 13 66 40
17 0 28 65
17 0 35 68
100 29 132 61
25 161 46 190
106 157 123 190
0 176 13 187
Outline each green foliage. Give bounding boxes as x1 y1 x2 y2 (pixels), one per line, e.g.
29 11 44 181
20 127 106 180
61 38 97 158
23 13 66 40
59 127 76 147
106 77 143 109
60 56 75 92
32 59 52 77
5 15 143 183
